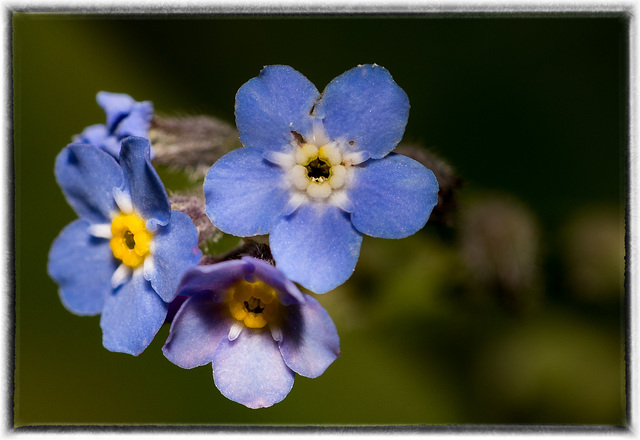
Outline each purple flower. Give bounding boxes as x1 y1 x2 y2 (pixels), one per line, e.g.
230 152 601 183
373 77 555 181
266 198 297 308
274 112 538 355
162 256 340 409
73 92 154 158
48 137 202 355
204 64 439 293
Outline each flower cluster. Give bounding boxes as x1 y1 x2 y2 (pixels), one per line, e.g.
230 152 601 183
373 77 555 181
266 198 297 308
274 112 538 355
48 65 439 409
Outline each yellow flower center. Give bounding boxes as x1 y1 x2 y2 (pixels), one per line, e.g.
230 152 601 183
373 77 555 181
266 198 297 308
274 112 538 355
290 143 347 199
109 213 153 268
227 280 280 329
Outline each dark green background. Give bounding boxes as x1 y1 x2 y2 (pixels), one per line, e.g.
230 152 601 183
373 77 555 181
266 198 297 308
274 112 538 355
14 14 627 426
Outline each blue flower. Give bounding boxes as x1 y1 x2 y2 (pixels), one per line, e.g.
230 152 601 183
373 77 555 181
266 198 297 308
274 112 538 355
162 256 340 409
204 64 439 293
73 92 154 158
48 137 202 355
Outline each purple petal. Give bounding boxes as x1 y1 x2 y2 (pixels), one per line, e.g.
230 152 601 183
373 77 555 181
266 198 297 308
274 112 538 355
349 153 439 238
314 64 410 159
176 259 248 300
204 147 289 237
241 257 306 306
96 91 136 130
280 295 340 378
213 329 295 408
145 210 202 303
163 292 233 369
118 136 171 226
100 270 168 356
47 218 115 315
235 65 320 153
54 143 123 224
270 203 363 293
165 295 188 323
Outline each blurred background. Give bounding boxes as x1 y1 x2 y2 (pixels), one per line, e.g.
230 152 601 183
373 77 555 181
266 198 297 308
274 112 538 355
13 14 627 426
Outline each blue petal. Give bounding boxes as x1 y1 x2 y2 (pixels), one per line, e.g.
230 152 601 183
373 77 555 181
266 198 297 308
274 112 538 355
349 153 439 239
163 292 232 369
100 136 122 158
314 64 410 159
47 218 116 315
204 147 289 237
118 136 171 226
270 203 363 293
176 259 248 300
73 124 122 158
235 65 320 153
100 270 168 356
145 210 202 303
74 124 108 146
279 295 340 378
213 329 295 409
96 91 136 130
241 257 306 306
114 101 154 139
55 143 123 224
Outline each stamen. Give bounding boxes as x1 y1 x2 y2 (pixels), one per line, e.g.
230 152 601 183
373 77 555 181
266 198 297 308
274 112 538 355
243 297 264 314
306 158 331 181
124 230 136 249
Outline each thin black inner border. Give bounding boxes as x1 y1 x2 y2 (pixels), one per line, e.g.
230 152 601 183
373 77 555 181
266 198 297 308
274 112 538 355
5 5 635 434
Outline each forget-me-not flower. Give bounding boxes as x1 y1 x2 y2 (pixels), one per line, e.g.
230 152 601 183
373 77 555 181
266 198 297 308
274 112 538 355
73 92 154 158
162 256 340 409
204 64 439 293
48 136 202 355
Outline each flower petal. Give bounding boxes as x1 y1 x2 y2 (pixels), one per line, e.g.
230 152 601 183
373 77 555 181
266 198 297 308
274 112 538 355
118 136 171 226
100 270 167 356
162 292 232 369
54 143 123 223
176 260 248 300
349 153 439 239
241 257 306 306
144 210 202 303
47 218 115 315
235 65 320 152
96 91 136 130
73 123 108 146
314 64 410 159
270 203 363 293
280 295 340 378
113 101 154 139
213 329 295 409
204 147 289 237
